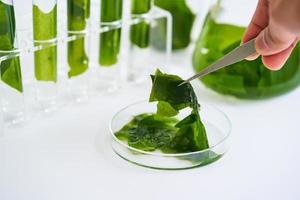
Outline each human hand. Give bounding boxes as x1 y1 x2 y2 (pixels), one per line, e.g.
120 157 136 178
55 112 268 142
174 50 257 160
242 0 300 70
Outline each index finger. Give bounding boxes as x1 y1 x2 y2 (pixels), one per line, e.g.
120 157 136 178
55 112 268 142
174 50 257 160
243 0 269 43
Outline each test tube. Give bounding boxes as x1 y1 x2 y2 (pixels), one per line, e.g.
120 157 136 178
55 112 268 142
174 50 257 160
130 0 152 48
127 0 172 83
90 0 123 93
67 0 90 77
127 0 152 82
99 0 123 66
154 0 195 50
32 0 58 112
66 0 91 102
0 0 25 124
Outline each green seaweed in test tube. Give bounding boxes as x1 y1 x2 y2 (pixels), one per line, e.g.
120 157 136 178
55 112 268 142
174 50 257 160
99 0 122 67
154 0 195 50
67 0 90 77
0 1 23 92
130 0 151 48
33 4 57 82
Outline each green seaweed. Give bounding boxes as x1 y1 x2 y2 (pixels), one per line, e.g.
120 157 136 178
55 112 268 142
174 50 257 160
33 4 57 82
99 0 122 66
115 69 209 154
0 1 23 92
193 13 300 99
67 0 90 77
99 29 121 66
130 0 151 48
116 113 179 151
154 0 195 50
67 0 90 31
67 36 89 77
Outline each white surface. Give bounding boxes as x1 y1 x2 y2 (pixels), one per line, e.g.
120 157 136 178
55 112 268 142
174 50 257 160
1 48 300 200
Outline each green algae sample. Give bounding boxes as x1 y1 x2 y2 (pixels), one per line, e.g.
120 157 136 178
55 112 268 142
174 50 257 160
154 0 195 50
130 0 151 48
115 69 209 153
67 0 90 77
33 4 57 82
99 0 122 66
0 1 23 92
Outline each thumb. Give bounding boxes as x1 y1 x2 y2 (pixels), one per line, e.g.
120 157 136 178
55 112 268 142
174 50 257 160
255 24 295 56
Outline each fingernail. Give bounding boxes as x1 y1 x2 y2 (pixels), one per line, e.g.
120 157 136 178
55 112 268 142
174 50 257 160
245 53 259 61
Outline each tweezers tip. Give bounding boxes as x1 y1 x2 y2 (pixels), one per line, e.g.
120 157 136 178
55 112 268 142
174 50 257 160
178 81 187 87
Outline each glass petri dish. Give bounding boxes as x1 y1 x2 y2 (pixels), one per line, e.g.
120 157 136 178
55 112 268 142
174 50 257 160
109 100 231 170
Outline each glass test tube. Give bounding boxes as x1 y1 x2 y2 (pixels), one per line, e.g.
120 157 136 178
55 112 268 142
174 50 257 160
91 0 123 93
130 0 152 48
32 0 58 112
66 0 91 102
0 0 25 124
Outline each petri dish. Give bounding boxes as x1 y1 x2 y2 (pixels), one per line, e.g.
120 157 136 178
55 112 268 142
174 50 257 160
109 100 231 170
